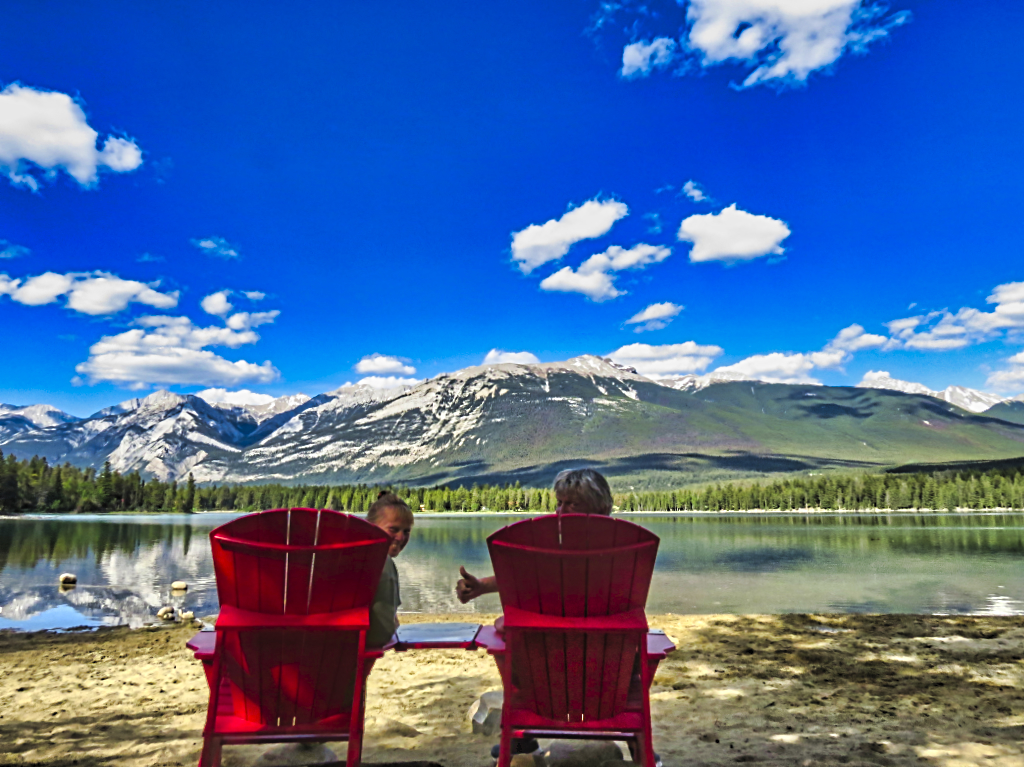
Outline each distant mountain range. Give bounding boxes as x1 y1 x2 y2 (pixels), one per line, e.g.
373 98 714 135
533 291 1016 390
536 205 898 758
2 356 1024 489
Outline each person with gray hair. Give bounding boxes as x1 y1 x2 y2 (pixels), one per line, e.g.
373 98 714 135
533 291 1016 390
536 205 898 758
455 468 613 603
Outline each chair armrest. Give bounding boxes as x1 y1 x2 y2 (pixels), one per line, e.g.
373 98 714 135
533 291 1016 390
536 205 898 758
365 634 399 658
646 630 676 660
216 604 370 631
502 605 648 632
474 624 506 654
186 631 217 660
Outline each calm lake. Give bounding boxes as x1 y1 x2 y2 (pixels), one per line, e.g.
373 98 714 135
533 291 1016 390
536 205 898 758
1 511 1023 631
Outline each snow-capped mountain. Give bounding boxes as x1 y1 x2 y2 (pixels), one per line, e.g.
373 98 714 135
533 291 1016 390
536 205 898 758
4 356 1024 485
0 403 80 441
0 390 258 481
856 371 1006 413
656 370 756 392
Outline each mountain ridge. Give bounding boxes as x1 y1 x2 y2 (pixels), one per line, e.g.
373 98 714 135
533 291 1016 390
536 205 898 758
3 356 1023 488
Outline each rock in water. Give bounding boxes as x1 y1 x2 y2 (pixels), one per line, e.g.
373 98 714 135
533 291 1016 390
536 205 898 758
253 743 337 765
59 573 77 585
544 740 624 767
156 606 175 621
171 580 188 591
179 610 195 621
468 689 503 735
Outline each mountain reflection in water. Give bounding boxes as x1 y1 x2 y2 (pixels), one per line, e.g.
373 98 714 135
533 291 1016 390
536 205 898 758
1 511 1024 631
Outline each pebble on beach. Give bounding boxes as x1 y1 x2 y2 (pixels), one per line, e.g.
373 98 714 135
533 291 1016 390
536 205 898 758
170 581 188 591
58 573 77 585
156 606 175 621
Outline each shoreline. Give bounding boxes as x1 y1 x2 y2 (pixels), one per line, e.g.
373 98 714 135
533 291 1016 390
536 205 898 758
7 507 1024 520
2 613 1024 766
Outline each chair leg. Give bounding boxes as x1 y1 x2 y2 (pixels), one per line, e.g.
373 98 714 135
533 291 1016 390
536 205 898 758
638 727 656 767
497 725 513 767
198 736 221 767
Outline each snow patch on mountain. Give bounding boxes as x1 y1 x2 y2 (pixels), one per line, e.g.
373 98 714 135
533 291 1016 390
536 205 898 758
856 371 1005 413
657 370 756 392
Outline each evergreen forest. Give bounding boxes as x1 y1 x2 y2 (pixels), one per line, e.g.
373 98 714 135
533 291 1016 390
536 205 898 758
4 450 1024 514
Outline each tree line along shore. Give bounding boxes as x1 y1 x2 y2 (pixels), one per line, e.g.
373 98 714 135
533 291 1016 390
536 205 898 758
4 449 1024 514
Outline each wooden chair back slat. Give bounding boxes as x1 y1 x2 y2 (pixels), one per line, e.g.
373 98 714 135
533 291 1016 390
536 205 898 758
487 514 659 725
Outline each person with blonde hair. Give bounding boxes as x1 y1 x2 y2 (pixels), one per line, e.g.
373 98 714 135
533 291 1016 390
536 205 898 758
366 491 414 647
455 468 612 603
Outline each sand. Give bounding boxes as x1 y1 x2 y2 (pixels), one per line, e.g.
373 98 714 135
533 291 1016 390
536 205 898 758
2 613 1024 767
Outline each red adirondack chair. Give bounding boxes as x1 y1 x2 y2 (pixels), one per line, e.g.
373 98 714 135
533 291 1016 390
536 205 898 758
475 514 675 767
188 508 392 767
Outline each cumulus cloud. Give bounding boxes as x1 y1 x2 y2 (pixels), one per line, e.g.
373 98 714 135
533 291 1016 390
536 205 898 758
708 322 888 385
356 376 421 389
195 388 276 407
0 239 30 259
685 0 910 88
682 180 708 202
511 199 628 274
678 204 790 263
0 270 178 315
0 84 142 190
620 38 677 78
625 302 683 332
988 352 1024 392
883 282 1024 351
483 349 541 365
608 341 723 377
191 236 240 260
355 353 416 375
716 352 821 384
825 323 888 353
75 314 280 388
540 243 671 302
201 290 233 316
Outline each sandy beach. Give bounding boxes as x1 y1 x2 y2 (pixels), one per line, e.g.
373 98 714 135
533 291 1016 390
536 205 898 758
2 613 1024 767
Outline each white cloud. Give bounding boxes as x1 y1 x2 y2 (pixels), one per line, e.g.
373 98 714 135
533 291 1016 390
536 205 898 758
540 243 672 302
625 302 683 332
678 204 790 263
355 353 416 375
682 180 708 202
191 236 240 260
716 352 821 384
824 323 887 353
195 388 276 407
356 376 421 389
136 252 164 263
0 84 142 190
684 0 910 88
883 282 1024 351
987 352 1024 392
243 291 265 300
225 310 279 331
75 314 279 388
511 199 628 274
620 38 677 78
201 290 233 316
608 341 723 377
483 349 541 365
0 239 30 259
0 270 178 315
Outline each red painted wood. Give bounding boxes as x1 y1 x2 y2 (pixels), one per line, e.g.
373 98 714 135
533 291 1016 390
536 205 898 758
484 514 665 767
195 508 391 767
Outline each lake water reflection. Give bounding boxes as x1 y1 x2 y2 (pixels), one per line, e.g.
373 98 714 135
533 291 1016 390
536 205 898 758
1 511 1023 631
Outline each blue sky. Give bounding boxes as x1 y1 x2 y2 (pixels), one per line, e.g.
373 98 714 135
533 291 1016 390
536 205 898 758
1 1 1023 416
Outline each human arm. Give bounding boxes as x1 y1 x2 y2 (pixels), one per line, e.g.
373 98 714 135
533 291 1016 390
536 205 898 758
456 566 498 603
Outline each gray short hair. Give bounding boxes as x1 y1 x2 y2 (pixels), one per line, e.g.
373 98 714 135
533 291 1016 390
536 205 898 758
552 468 613 515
